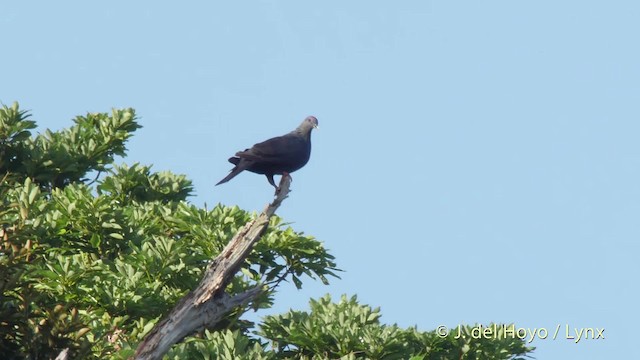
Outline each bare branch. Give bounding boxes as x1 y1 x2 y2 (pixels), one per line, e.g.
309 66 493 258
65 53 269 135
134 175 292 360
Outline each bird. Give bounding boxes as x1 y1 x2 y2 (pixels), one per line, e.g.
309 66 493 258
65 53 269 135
216 116 319 192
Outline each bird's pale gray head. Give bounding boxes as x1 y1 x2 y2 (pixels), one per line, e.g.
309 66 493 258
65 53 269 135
299 116 319 131
294 116 318 139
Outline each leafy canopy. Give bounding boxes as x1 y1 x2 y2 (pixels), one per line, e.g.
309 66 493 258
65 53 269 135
1 102 337 358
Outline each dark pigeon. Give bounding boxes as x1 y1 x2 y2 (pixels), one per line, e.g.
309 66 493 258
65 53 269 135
216 116 319 191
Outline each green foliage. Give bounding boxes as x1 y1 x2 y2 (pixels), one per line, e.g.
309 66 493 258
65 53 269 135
98 163 192 204
0 103 338 358
259 294 534 360
0 103 36 179
1 101 140 189
167 330 274 360
1 102 533 359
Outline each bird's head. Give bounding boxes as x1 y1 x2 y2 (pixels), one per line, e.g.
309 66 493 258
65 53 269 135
295 116 319 137
304 116 319 130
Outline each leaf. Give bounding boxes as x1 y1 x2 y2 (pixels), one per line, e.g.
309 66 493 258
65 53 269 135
292 276 303 290
28 186 39 204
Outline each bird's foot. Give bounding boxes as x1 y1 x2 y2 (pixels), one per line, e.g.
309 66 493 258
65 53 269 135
274 173 293 196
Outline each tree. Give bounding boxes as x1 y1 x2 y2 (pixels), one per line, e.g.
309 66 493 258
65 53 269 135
0 102 534 359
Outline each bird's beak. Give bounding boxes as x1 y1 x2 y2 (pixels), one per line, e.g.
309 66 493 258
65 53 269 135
314 124 319 130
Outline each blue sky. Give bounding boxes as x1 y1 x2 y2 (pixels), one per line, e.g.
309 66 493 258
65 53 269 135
2 1 638 358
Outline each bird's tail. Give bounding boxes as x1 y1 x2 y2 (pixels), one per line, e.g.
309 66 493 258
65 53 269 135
216 158 248 186
216 167 241 186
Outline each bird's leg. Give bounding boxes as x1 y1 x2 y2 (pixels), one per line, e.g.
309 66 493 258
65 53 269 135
266 174 279 194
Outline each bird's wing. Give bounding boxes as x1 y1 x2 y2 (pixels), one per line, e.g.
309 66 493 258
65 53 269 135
235 135 301 162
